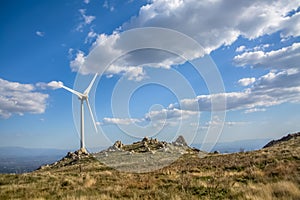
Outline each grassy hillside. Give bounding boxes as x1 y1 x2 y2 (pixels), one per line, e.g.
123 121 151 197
0 133 299 200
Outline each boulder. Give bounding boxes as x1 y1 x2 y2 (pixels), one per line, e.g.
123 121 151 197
107 141 124 152
142 136 149 142
113 141 123 149
173 135 188 146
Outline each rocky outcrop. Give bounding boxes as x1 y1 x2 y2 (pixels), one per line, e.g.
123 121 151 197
173 135 188 146
98 135 195 155
107 140 124 152
37 148 91 170
65 148 89 160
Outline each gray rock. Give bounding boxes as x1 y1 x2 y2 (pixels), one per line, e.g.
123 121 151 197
173 135 188 146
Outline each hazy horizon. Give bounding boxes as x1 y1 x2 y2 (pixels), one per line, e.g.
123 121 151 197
1 0 299 150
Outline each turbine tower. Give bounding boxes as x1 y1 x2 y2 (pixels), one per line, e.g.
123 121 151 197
58 74 98 151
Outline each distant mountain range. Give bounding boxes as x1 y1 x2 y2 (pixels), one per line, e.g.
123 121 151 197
0 147 72 173
192 138 271 153
0 138 270 173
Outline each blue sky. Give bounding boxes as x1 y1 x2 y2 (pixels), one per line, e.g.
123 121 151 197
0 0 300 150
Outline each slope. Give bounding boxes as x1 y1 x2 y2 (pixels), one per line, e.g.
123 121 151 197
0 133 299 199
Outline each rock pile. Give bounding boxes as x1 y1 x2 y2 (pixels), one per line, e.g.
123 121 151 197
99 135 193 155
37 148 90 170
65 148 90 160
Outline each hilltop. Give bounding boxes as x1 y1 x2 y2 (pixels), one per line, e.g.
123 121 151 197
38 136 202 173
0 133 300 199
263 132 300 148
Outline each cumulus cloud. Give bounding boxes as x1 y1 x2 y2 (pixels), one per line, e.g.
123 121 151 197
238 77 256 86
100 70 300 124
83 0 90 4
173 68 300 112
144 108 198 121
105 64 145 82
0 78 49 119
123 0 298 49
234 43 300 69
229 39 300 112
71 0 299 79
76 9 96 31
70 0 299 115
236 45 246 52
71 28 204 80
253 44 271 51
280 12 300 38
36 81 63 90
254 69 300 90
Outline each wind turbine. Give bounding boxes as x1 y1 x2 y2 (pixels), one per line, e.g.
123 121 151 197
58 74 98 151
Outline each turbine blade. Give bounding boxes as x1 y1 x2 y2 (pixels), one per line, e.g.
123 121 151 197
86 98 98 132
84 73 98 95
61 85 84 98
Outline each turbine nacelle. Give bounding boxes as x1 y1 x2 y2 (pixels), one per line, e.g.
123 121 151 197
56 73 98 150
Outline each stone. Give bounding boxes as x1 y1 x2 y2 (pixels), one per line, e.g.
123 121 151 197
143 142 148 147
142 136 149 142
173 135 188 146
113 140 123 149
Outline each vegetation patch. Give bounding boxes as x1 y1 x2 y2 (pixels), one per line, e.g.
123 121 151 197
0 132 299 199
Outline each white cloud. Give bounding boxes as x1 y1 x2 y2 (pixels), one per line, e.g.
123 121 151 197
234 43 300 69
236 44 271 53
70 51 86 72
144 108 198 121
236 45 246 52
244 108 266 114
253 43 271 51
102 117 141 125
206 117 250 127
232 41 300 111
238 77 256 86
105 64 145 82
71 0 299 79
76 9 96 31
85 30 97 44
36 31 45 37
0 78 49 119
98 65 298 125
172 68 300 112
123 0 298 49
280 12 300 38
101 107 199 127
83 0 90 4
70 28 204 80
36 81 63 90
80 9 95 24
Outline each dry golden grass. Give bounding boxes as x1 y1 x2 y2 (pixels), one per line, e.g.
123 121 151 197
235 181 300 200
0 134 299 199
